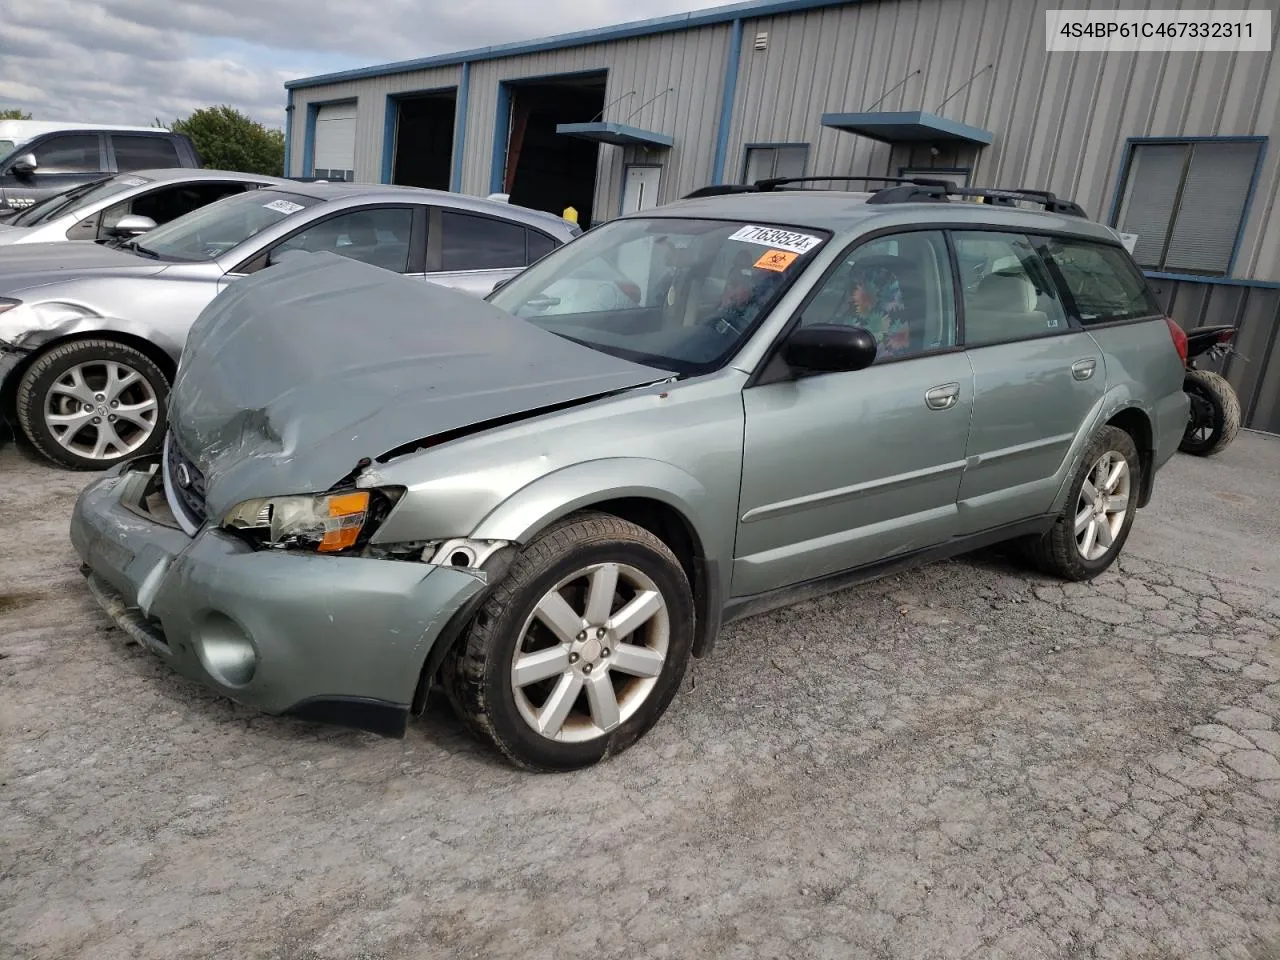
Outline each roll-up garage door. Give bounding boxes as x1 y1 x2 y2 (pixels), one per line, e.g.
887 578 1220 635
313 103 356 181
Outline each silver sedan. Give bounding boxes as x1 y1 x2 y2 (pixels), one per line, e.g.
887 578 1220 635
0 183 580 469
0 168 287 246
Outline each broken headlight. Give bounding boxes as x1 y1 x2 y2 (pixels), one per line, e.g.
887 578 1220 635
221 487 403 553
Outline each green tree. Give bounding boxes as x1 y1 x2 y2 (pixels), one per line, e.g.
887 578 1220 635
0 108 32 120
171 105 284 175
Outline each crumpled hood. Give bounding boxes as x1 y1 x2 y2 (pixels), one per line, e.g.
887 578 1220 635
0 240 166 290
170 252 671 516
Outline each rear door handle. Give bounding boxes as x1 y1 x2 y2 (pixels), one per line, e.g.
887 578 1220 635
925 382 961 411
1071 358 1097 381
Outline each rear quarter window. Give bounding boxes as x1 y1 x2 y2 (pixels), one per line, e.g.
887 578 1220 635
1037 238 1161 324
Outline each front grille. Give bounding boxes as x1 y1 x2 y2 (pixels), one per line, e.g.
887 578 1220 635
164 433 208 528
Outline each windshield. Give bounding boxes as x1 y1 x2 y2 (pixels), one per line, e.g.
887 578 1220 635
10 174 146 227
488 217 828 373
131 189 320 262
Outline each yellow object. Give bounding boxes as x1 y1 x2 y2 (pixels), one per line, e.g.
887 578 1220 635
319 491 370 552
562 206 579 224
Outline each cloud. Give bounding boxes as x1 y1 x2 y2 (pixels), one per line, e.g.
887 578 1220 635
0 0 735 128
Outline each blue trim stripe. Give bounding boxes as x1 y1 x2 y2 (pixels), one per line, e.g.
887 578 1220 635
490 82 512 195
712 18 743 184
1229 137 1268 277
301 102 319 176
282 89 294 175
285 0 859 89
381 96 398 183
451 62 470 193
1144 271 1280 291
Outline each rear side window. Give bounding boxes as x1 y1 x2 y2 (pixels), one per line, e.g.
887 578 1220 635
527 230 558 263
952 231 1068 347
112 135 180 171
440 211 529 271
1037 238 1162 324
32 135 100 173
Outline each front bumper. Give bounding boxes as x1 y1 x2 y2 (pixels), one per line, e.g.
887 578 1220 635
70 456 487 735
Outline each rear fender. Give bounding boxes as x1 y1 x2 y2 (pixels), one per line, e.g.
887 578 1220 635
1049 387 1156 514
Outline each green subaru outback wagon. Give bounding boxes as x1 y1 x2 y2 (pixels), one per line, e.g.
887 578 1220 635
71 178 1190 770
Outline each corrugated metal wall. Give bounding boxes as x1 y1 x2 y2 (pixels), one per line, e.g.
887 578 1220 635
1155 279 1280 434
727 0 1278 279
288 66 461 182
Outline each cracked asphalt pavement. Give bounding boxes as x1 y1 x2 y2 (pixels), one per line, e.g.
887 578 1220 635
2 433 1279 959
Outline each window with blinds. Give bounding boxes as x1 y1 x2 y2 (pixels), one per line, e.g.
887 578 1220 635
1114 139 1263 276
743 144 808 183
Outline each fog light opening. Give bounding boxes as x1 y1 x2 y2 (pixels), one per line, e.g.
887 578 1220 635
195 613 258 687
449 549 474 567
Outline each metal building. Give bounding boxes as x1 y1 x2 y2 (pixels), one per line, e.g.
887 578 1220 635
284 0 1280 433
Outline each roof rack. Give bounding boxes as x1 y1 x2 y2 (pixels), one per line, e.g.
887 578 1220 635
682 176 1087 218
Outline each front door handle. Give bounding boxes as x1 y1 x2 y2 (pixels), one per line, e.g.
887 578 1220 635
925 382 961 411
1071 358 1097 381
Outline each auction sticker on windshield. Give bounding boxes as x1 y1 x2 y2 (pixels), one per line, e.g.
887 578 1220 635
264 199 305 215
729 225 822 255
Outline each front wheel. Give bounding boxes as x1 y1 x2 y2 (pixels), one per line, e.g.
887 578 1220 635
442 512 694 771
1180 368 1240 457
14 339 169 470
1021 425 1141 582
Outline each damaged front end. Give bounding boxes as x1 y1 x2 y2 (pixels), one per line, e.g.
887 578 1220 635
70 452 500 738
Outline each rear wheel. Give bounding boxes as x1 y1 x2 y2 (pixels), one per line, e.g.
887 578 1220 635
15 339 168 470
1180 368 1240 457
442 512 694 771
1022 425 1141 582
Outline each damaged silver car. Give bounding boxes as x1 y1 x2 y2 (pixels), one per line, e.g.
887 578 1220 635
71 184 1189 769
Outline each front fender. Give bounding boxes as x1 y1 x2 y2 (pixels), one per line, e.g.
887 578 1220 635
470 456 717 550
469 456 732 658
14 310 182 362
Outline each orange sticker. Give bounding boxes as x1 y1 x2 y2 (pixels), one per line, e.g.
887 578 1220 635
754 249 798 272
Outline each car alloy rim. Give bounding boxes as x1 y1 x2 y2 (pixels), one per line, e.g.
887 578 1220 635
511 562 670 743
44 360 159 460
1074 451 1131 562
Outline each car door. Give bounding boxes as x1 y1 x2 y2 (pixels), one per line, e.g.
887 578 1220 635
0 133 105 212
734 230 975 598
951 230 1106 534
428 208 542 296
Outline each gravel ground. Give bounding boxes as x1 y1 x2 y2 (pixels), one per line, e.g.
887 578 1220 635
2 432 1279 960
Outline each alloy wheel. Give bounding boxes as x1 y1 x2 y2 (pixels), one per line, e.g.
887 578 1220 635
43 360 159 461
510 562 670 743
1074 451 1131 561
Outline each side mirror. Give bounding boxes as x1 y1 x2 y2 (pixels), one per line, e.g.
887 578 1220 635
783 324 878 374
108 214 157 238
9 153 37 176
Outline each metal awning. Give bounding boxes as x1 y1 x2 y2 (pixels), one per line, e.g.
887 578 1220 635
555 122 674 148
820 110 993 146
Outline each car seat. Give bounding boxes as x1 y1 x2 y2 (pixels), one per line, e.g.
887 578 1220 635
965 271 1047 344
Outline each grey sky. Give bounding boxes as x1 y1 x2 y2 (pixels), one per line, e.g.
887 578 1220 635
0 0 735 128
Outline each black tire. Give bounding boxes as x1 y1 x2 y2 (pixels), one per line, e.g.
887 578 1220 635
1179 368 1240 457
442 512 695 771
1022 425 1142 582
15 339 169 471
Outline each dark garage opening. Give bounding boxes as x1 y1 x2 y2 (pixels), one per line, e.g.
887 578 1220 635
393 92 456 190
503 73 606 225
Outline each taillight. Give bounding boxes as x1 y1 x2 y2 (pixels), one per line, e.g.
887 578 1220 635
1165 317 1188 364
1216 328 1236 344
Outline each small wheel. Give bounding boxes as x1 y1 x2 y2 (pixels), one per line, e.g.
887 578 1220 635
1022 425 1141 582
1179 369 1240 457
15 339 169 470
442 512 694 771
